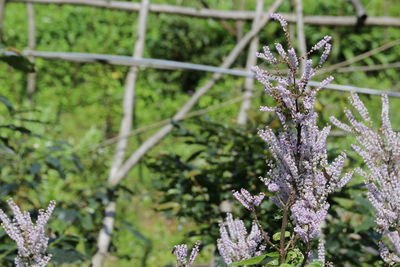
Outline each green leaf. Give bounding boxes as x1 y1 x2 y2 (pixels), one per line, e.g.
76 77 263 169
0 183 17 197
279 264 295 267
265 252 279 258
309 261 324 267
333 197 353 209
0 47 35 72
273 231 290 241
0 125 32 135
0 95 14 113
229 254 267 266
0 243 16 261
48 248 85 264
0 144 15 156
30 163 41 175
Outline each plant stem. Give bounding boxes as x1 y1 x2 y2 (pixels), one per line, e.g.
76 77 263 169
252 210 279 252
300 243 311 267
279 201 290 263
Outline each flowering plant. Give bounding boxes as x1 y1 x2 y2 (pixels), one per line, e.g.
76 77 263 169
0 199 56 267
331 93 400 265
173 13 354 266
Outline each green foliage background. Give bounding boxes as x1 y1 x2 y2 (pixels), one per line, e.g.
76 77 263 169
1 0 400 266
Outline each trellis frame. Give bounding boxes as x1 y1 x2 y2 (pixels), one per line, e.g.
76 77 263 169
1 0 400 266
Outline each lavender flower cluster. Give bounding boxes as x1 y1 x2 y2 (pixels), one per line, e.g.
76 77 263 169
232 189 265 211
172 240 201 267
0 199 56 267
254 13 352 244
330 93 400 265
217 213 265 264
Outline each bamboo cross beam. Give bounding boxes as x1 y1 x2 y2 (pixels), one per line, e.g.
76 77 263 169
8 0 400 27
22 50 400 97
22 50 251 76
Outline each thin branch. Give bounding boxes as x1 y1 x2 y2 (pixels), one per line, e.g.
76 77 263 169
279 193 294 264
92 94 250 150
252 210 279 252
279 202 290 263
300 242 312 267
317 39 400 75
337 62 400 72
84 92 346 152
285 232 297 251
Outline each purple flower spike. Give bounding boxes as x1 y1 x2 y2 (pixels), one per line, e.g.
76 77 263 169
173 241 201 267
233 189 265 211
217 214 265 265
0 199 56 267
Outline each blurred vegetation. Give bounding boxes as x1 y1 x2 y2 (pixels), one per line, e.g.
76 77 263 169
0 0 400 266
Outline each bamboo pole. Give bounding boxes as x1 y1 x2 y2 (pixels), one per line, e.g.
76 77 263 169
22 50 252 76
0 0 5 42
237 0 263 125
22 50 400 97
8 0 400 27
27 2 36 102
294 0 306 72
348 0 367 26
235 0 245 41
91 0 150 266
